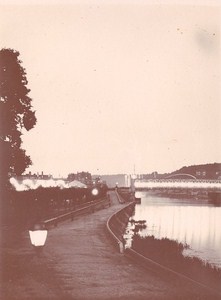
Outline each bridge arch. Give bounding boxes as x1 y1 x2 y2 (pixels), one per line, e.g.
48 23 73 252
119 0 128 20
164 173 197 180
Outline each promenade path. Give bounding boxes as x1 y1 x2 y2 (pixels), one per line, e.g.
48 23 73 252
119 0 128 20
2 191 219 300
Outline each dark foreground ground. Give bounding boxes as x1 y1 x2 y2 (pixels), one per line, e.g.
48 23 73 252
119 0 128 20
1 191 220 300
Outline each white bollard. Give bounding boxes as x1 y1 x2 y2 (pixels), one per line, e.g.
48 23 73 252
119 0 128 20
118 241 124 254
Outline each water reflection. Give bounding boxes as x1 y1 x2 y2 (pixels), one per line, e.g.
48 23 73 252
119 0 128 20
125 192 221 268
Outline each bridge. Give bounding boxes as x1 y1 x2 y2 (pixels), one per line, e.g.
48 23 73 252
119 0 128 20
134 179 221 190
164 173 197 180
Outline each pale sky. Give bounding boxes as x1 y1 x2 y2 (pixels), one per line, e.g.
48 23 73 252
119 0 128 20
0 0 220 176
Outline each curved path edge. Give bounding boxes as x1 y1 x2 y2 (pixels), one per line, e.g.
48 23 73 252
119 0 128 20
106 201 135 253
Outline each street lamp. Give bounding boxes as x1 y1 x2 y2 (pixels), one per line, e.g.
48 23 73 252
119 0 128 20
29 223 48 254
91 187 99 196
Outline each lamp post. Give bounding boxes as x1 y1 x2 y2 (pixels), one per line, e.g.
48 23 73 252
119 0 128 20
29 222 48 255
91 188 99 213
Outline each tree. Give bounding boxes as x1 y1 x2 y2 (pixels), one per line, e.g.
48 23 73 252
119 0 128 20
0 48 37 190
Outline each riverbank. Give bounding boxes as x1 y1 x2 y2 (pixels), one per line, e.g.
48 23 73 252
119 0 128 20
129 234 221 294
108 197 221 298
2 191 220 299
137 189 210 200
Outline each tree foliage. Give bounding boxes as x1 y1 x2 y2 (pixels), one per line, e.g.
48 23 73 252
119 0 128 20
0 48 37 189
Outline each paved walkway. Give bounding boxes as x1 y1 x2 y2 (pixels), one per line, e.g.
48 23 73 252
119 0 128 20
2 191 219 299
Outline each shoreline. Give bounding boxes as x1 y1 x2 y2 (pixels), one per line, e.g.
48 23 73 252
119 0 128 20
128 235 221 295
107 195 221 297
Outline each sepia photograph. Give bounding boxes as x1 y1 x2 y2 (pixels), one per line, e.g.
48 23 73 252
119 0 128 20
0 0 221 299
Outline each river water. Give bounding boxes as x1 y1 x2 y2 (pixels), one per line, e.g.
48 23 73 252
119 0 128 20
124 191 221 268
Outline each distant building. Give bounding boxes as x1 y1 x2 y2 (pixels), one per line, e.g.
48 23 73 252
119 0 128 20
99 174 129 188
125 175 131 187
67 171 92 186
196 170 206 177
19 171 52 180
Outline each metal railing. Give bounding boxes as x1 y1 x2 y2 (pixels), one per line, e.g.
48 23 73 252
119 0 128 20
43 197 111 228
106 201 135 254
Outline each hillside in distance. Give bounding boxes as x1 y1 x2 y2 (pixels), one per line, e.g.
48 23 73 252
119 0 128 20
169 163 221 180
142 163 221 180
